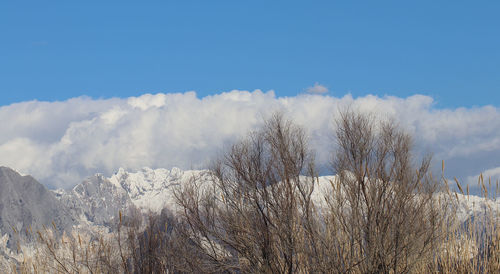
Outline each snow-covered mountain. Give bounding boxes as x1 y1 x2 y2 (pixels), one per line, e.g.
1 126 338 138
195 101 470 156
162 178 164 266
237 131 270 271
108 167 212 214
54 173 136 229
0 166 498 249
0 167 76 249
0 165 498 271
73 167 499 225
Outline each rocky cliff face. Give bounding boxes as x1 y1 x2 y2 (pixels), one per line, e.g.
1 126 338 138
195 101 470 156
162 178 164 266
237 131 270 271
54 173 137 229
0 167 75 248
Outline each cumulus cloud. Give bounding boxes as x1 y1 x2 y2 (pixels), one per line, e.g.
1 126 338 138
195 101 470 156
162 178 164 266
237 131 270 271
0 90 500 193
306 82 329 94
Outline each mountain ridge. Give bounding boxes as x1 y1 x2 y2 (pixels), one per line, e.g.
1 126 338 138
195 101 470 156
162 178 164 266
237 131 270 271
0 166 498 249
0 166 75 248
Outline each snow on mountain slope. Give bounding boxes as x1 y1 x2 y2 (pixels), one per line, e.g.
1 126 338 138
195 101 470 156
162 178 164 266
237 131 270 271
108 167 212 213
453 192 499 223
54 166 498 228
310 175 499 224
56 173 136 228
0 167 76 249
106 167 498 224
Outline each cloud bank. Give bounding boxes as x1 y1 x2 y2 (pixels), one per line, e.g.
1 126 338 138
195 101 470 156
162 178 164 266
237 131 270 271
1 90 500 192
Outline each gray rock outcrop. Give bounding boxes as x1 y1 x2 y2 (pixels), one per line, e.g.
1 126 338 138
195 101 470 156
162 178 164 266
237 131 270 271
0 167 75 248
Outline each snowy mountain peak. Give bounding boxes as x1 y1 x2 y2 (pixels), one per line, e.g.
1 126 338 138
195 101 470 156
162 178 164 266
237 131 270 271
108 167 210 213
110 167 183 195
54 166 500 226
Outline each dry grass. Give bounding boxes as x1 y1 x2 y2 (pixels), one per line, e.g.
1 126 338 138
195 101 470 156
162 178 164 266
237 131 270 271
424 173 500 273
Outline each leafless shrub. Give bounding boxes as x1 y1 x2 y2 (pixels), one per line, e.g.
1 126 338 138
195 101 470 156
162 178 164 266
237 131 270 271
328 110 452 273
174 112 321 273
117 208 183 273
16 210 184 273
173 110 459 273
23 226 121 273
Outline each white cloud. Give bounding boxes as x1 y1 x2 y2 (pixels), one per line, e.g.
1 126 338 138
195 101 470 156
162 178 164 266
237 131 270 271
306 82 329 94
1 90 500 191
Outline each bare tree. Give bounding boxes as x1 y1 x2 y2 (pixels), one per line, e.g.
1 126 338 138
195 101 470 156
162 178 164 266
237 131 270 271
173 110 452 273
328 110 450 273
174 112 321 273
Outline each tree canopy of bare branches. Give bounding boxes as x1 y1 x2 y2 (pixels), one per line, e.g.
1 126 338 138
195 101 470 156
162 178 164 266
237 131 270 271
174 110 451 273
329 110 450 273
174 113 319 273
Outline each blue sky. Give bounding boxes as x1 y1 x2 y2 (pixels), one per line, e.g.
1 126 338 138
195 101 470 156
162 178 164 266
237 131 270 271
1 1 499 107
